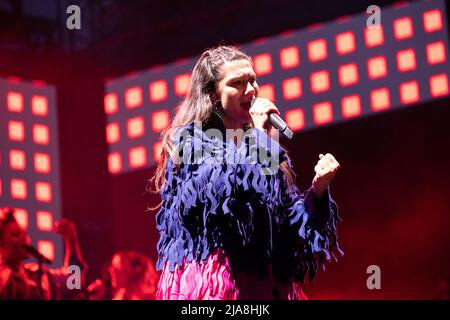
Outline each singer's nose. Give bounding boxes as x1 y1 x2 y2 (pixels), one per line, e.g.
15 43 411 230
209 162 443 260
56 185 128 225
244 81 255 97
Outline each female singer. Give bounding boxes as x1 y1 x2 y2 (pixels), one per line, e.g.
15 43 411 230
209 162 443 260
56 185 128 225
151 45 342 300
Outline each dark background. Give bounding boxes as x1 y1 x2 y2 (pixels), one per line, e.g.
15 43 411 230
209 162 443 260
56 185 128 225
0 0 449 299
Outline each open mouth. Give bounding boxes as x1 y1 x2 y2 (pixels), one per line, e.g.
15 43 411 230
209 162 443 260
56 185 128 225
240 101 251 110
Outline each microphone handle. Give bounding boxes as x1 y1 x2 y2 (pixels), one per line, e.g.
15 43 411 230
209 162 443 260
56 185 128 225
269 113 294 139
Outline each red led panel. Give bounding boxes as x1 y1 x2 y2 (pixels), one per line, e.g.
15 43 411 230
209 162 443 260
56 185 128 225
341 94 362 118
367 56 387 79
282 77 302 100
14 209 28 230
9 149 26 170
34 153 51 174
258 84 275 101
310 70 330 93
175 73 191 96
396 49 416 72
285 109 305 131
36 211 53 232
11 179 27 200
308 39 328 62
127 116 145 138
35 182 52 203
37 240 54 261
129 146 147 168
253 53 272 76
280 46 300 69
106 122 120 144
370 87 391 111
393 17 413 40
365 27 384 48
33 124 50 145
153 141 163 162
152 110 170 132
8 121 25 142
0 179 2 196
423 9 443 33
31 96 48 116
338 63 359 86
335 32 356 55
426 41 446 65
7 92 24 113
400 81 420 105
313 101 333 125
430 74 449 97
125 87 143 108
149 80 168 102
104 93 119 114
108 152 122 174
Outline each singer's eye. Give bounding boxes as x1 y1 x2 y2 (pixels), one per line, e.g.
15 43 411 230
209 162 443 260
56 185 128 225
232 80 242 86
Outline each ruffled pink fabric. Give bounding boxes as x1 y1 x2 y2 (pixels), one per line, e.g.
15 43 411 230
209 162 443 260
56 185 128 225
156 250 238 300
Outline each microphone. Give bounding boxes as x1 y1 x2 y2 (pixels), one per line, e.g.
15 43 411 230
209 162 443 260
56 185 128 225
24 244 53 264
268 113 293 140
251 98 294 139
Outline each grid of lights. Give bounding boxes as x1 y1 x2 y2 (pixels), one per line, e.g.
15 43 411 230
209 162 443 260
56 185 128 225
104 0 450 174
0 77 62 265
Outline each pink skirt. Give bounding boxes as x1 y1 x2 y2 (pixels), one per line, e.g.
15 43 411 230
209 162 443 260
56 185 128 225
156 250 308 300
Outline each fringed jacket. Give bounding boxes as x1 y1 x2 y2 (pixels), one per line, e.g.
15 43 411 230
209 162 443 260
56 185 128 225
156 122 342 284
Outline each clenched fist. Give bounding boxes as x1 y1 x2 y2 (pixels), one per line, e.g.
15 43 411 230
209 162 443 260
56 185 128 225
312 153 340 198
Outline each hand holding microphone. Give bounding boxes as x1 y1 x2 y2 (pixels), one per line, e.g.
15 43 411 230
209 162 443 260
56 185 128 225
250 98 293 139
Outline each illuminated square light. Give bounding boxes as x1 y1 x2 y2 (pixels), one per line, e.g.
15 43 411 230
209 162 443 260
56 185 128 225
36 211 53 232
129 146 147 168
313 102 333 125
423 9 443 33
11 179 27 200
335 32 355 55
280 46 300 69
430 74 449 97
31 96 48 116
396 49 416 72
14 209 28 230
338 63 359 86
8 121 25 141
37 240 54 261
400 81 419 105
152 110 170 132
35 182 52 203
370 87 391 111
153 141 163 162
175 73 191 96
285 109 305 131
127 116 145 138
253 53 272 76
9 149 26 171
7 92 24 113
106 122 120 144
34 153 51 174
150 80 168 102
341 95 362 118
308 39 327 62
365 27 384 48
367 56 387 79
426 41 446 65
282 78 302 100
310 70 330 93
393 17 413 40
33 124 50 145
258 84 275 101
104 93 119 114
125 87 143 108
108 152 122 174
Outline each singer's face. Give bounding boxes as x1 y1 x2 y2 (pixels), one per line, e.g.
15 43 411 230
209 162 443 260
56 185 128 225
216 59 259 128
0 221 31 262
